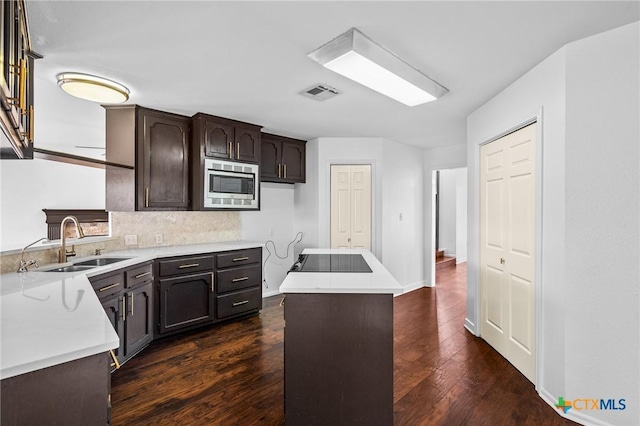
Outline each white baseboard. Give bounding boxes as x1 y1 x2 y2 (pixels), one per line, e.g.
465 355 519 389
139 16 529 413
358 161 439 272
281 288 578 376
456 257 467 264
464 318 478 336
262 288 281 298
399 281 426 296
538 387 612 426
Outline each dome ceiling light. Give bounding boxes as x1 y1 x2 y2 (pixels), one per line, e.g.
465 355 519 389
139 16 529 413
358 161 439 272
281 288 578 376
56 72 129 104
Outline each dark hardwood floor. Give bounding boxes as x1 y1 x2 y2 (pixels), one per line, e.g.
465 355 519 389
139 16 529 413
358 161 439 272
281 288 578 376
111 264 575 425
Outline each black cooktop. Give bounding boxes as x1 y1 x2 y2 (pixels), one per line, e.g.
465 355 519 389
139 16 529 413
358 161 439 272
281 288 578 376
289 253 372 273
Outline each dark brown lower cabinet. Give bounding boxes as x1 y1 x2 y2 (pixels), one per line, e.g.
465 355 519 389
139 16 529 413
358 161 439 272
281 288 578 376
284 293 394 426
158 272 214 334
101 293 124 365
125 281 153 358
92 262 154 368
0 353 110 425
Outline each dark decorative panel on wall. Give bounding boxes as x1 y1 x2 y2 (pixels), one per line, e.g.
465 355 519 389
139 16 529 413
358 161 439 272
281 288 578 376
42 209 109 240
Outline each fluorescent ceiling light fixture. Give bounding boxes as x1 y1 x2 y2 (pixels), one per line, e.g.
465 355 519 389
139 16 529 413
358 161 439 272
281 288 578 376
57 72 129 104
308 28 448 107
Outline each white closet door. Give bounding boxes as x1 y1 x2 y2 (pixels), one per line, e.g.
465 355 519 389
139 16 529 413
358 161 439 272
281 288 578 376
330 165 371 250
480 122 536 383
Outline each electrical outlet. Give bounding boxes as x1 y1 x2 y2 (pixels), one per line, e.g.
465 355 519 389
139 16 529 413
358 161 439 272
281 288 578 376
399 213 404 221
124 234 138 246
269 228 274 236
155 233 163 244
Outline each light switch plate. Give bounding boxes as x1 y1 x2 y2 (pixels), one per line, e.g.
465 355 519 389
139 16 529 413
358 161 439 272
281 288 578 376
155 233 163 244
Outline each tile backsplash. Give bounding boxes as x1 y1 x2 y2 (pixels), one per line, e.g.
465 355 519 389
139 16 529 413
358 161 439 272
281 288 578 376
0 211 240 274
110 211 240 247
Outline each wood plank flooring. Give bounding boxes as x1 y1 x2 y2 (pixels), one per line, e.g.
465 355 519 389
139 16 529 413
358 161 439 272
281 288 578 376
111 264 576 425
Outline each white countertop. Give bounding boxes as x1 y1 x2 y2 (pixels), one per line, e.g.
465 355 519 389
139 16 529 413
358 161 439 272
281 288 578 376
0 240 263 380
280 248 402 295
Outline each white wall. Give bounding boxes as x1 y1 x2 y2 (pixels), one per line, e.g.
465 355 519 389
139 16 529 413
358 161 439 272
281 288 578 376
563 22 639 425
0 159 105 250
296 137 425 291
438 169 459 256
381 139 424 290
240 182 298 297
423 144 467 287
293 139 320 252
467 21 639 425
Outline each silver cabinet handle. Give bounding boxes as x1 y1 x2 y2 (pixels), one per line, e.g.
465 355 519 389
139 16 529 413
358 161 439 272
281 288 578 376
120 297 125 322
135 271 151 279
236 142 240 160
232 276 249 283
284 164 287 178
129 292 134 316
232 257 249 262
211 273 215 292
99 282 121 292
232 300 249 307
178 263 200 269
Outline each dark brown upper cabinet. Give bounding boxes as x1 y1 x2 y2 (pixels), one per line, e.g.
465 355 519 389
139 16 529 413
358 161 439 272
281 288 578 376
192 113 262 164
0 0 38 159
261 133 306 184
191 113 262 211
105 105 190 211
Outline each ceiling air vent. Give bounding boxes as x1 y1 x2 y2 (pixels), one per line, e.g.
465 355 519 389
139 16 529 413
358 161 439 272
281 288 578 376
300 84 341 101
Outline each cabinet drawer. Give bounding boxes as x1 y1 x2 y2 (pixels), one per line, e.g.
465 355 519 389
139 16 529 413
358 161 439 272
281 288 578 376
158 255 214 277
216 287 261 319
125 262 153 288
216 248 261 269
90 271 125 299
217 264 261 294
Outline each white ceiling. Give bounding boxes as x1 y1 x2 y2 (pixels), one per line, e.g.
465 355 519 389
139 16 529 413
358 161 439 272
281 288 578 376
26 1 640 160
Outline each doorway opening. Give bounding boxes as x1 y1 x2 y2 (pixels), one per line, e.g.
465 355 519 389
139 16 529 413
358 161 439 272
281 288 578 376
431 167 467 285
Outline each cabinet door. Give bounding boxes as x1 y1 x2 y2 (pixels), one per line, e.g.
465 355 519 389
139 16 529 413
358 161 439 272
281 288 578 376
260 138 281 181
203 118 234 159
124 281 153 358
282 141 306 183
234 126 261 163
101 294 124 365
139 111 190 210
158 272 214 334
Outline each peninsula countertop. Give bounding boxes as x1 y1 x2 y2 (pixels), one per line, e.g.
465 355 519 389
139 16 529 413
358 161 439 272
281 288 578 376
0 240 263 380
280 248 403 295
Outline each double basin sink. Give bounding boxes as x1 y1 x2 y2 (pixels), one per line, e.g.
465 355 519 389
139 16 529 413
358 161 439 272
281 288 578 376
42 257 131 273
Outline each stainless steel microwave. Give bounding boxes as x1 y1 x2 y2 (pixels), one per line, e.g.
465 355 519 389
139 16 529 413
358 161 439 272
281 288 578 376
204 158 259 209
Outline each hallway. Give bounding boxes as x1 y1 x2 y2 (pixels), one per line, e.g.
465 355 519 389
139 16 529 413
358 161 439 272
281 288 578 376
393 264 575 424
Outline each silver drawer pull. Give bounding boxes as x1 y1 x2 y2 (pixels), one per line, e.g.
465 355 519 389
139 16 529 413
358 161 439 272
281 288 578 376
134 271 151 279
99 282 121 292
232 257 249 262
178 263 200 269
232 300 250 307
232 276 249 283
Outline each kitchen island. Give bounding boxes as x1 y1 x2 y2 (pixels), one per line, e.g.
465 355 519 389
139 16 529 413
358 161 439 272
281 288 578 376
280 248 402 426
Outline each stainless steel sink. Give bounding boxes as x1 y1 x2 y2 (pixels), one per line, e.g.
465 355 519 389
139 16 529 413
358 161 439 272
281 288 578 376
74 257 131 267
46 265 97 273
40 257 132 272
